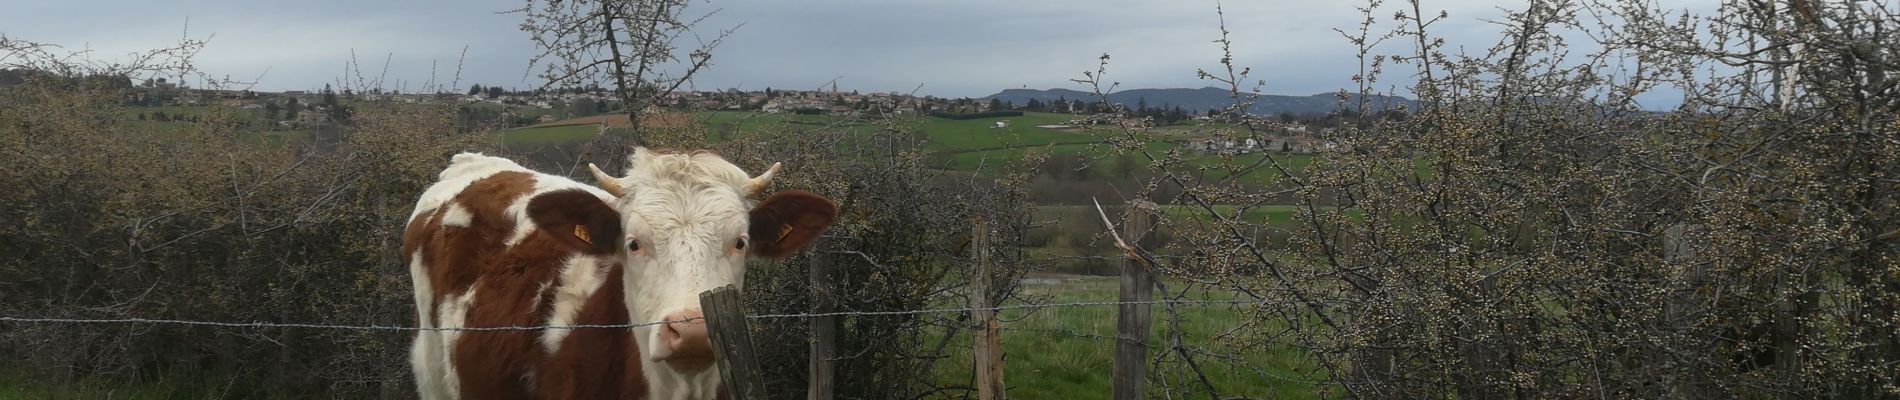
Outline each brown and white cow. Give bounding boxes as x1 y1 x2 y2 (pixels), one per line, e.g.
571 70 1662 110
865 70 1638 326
404 148 835 399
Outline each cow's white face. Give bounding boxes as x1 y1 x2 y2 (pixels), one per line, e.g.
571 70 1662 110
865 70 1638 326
589 148 834 399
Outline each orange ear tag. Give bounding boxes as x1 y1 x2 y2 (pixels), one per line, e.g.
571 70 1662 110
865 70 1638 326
574 225 594 246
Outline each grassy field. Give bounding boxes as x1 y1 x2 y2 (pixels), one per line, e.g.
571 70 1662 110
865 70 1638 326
123 104 1343 185
933 276 1323 399
910 113 1097 150
501 111 1330 185
114 104 302 147
123 104 265 121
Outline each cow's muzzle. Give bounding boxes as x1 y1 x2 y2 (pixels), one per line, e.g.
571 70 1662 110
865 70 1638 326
658 309 714 371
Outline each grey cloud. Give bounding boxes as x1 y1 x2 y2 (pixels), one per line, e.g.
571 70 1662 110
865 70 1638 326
3 0 1707 106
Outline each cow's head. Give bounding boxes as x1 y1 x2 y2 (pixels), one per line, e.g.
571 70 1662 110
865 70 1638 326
587 147 835 397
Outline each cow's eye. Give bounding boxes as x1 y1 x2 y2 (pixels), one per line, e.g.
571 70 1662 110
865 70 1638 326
735 238 747 250
627 239 641 252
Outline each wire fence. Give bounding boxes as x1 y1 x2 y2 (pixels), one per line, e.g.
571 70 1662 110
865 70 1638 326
0 299 1256 332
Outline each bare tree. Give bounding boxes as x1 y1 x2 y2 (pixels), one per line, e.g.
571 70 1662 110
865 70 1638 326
517 0 738 144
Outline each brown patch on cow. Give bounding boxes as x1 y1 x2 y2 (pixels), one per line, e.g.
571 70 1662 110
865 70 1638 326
526 189 623 256
408 168 706 398
402 206 441 263
534 265 649 399
452 229 580 399
422 171 535 309
403 206 448 321
748 189 838 259
404 171 537 325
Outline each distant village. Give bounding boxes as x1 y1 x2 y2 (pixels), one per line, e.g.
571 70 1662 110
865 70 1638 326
128 79 1336 154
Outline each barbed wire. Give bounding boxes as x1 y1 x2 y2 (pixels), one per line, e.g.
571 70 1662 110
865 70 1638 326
0 299 1256 332
748 299 1252 319
998 326 1127 342
0 317 680 332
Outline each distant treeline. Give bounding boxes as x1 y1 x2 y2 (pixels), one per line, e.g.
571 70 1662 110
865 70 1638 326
0 68 132 88
928 110 1024 120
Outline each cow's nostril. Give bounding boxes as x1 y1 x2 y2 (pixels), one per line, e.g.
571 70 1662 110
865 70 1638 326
659 310 714 371
661 320 681 338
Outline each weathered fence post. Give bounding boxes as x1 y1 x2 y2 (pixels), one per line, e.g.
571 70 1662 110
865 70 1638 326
969 220 1006 400
701 285 766 400
1113 201 1157 400
808 241 836 400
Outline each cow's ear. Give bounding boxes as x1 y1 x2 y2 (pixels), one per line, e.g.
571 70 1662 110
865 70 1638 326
747 190 837 259
527 189 624 255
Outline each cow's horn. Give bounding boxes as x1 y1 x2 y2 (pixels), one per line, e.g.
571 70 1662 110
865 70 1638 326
588 163 627 197
745 162 781 196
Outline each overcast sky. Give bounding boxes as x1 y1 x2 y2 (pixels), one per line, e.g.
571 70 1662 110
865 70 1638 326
4 0 1709 105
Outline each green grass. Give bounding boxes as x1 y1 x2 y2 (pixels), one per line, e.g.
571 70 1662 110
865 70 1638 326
938 142 1117 172
117 104 331 149
941 141 1319 185
119 118 300 148
123 105 281 131
1188 152 1314 181
932 276 1324 399
912 112 1096 150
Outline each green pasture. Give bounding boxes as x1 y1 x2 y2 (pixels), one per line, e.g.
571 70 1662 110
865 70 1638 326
931 276 1324 399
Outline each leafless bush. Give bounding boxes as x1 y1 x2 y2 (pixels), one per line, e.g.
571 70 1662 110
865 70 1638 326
1102 0 1899 398
0 35 489 397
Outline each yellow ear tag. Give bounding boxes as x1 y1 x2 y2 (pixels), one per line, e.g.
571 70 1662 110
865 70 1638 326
574 225 594 246
776 225 795 244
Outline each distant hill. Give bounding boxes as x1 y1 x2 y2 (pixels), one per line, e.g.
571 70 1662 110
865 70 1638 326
983 87 1415 116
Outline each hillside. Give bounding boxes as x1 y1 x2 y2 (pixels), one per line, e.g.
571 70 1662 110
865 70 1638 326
984 87 1415 116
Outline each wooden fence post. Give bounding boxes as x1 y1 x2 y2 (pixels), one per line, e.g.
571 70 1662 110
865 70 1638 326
969 220 1006 400
701 285 766 400
808 241 836 400
1113 201 1157 400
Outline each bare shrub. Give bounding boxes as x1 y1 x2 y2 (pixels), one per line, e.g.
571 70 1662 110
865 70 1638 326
0 35 490 397
1100 0 1900 398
